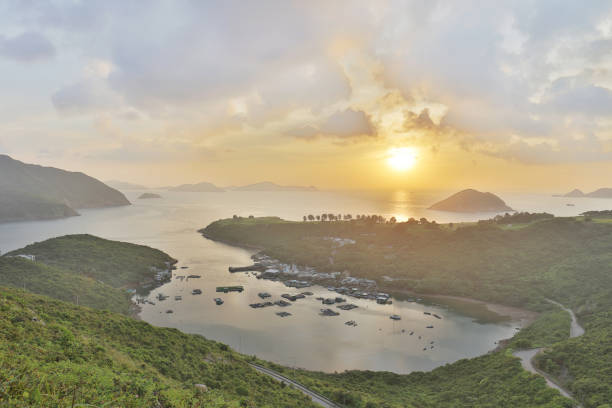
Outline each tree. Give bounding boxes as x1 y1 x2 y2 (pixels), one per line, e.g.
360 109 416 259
321 214 328 221
389 217 397 224
308 214 315 221
316 215 321 221
303 216 307 222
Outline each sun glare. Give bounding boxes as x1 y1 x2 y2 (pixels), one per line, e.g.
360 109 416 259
387 147 418 171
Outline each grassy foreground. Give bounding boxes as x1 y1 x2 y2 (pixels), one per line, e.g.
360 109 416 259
0 286 317 407
202 215 612 407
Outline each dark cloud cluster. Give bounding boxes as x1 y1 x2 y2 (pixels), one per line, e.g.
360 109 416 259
0 31 55 62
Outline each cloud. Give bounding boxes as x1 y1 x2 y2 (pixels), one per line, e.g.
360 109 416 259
0 32 55 62
52 79 121 114
287 109 374 139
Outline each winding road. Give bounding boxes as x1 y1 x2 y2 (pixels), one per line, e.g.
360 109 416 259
513 299 584 406
249 363 342 408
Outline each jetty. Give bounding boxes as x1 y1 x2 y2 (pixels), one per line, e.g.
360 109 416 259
228 264 265 273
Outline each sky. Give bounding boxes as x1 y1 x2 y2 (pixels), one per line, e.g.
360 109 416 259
1 0 612 192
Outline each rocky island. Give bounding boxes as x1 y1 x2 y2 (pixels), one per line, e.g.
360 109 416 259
138 192 162 199
428 188 513 213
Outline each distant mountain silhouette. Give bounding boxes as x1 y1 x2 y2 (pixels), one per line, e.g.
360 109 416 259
429 189 513 213
562 189 585 197
105 180 148 190
232 181 317 192
586 188 612 198
558 188 612 198
167 182 224 192
0 155 130 223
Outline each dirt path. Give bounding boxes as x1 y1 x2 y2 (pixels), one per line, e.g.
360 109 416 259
513 299 584 407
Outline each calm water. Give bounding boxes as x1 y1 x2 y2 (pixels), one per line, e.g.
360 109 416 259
1 189 609 373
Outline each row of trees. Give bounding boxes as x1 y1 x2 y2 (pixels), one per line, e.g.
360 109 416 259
302 213 440 226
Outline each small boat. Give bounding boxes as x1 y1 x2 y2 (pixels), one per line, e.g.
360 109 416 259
424 312 431 315
426 325 434 328
258 292 271 299
390 315 401 321
180 266 189 269
409 331 414 335
187 274 201 279
192 289 202 295
214 298 224 305
433 314 442 319
216 286 244 293
174 296 182 301
276 311 292 317
165 310 173 313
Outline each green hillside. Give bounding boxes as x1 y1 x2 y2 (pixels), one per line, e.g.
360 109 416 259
0 257 132 314
0 286 317 407
6 234 176 288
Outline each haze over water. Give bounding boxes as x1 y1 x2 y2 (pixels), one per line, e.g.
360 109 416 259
1 189 610 373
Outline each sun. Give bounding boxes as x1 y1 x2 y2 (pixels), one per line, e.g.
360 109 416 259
386 147 418 171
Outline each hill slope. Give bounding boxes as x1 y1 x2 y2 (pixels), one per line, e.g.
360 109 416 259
0 286 318 407
6 234 176 288
0 155 130 222
0 257 132 314
429 189 513 212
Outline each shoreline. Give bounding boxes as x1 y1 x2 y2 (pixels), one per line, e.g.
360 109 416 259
420 293 538 326
201 233 539 326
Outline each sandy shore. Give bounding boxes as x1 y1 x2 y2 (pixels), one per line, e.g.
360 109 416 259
390 289 539 327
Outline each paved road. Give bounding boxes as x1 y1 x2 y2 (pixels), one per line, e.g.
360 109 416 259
248 363 342 408
513 299 584 407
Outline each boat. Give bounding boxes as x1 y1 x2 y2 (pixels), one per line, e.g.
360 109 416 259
192 289 202 295
274 300 291 307
409 331 414 335
433 314 442 319
426 325 434 328
320 308 340 316
214 298 224 305
157 293 169 301
187 274 201 279
276 311 292 317
258 292 271 299
390 315 401 320
174 296 182 301
424 312 431 315
216 286 244 293
180 266 188 269
345 320 357 326
166 310 173 313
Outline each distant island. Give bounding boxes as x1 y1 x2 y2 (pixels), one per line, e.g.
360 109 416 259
138 193 162 199
0 155 130 223
428 189 513 213
231 181 317 192
105 180 149 190
558 188 612 198
167 181 224 192
165 181 318 192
